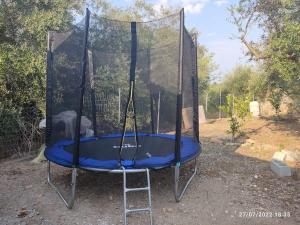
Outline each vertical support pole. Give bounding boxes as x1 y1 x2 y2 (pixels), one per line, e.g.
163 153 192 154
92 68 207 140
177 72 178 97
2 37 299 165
156 91 161 134
146 168 153 225
46 31 54 146
175 8 184 164
150 94 155 134
88 50 97 136
192 33 199 142
118 88 121 124
119 22 138 162
147 48 156 134
205 92 208 113
123 168 127 225
74 8 91 167
232 94 235 116
219 89 222 119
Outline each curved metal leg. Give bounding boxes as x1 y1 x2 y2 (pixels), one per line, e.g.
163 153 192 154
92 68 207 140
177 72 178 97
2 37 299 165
174 158 197 202
47 161 77 209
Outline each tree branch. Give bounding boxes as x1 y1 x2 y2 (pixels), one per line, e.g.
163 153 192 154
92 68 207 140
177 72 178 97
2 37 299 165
239 35 268 60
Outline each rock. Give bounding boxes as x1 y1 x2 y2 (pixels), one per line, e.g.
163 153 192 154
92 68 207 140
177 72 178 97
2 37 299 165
261 144 273 150
281 150 300 163
167 208 173 212
225 142 240 146
271 159 292 177
285 201 290 206
272 152 286 162
246 139 255 145
254 174 258 179
109 195 113 201
17 208 28 218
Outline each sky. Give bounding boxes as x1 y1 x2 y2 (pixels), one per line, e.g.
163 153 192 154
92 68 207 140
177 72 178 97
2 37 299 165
108 0 260 79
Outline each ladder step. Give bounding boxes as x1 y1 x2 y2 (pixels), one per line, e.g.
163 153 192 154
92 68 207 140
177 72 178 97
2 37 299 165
125 187 149 192
126 208 151 213
123 169 148 173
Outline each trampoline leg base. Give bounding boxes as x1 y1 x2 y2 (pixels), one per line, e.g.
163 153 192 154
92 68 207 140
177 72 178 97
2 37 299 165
174 158 197 202
47 161 77 209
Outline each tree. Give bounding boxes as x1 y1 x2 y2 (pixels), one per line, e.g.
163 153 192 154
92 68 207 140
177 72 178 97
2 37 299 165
0 0 84 138
269 88 283 116
229 0 300 102
198 45 218 95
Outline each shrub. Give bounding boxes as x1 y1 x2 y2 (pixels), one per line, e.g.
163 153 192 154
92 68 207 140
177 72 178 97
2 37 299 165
220 94 250 141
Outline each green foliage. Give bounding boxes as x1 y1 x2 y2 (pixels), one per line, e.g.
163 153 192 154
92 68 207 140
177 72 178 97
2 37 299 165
0 104 20 136
220 94 250 141
222 64 267 99
267 20 300 97
0 44 45 108
0 0 82 137
228 117 241 142
229 0 300 107
268 89 283 116
197 45 218 95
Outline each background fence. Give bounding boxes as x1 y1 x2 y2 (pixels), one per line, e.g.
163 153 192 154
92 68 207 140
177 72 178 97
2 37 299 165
200 89 229 120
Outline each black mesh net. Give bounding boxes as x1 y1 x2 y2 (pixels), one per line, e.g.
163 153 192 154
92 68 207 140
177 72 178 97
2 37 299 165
46 20 85 154
182 28 198 139
46 10 199 166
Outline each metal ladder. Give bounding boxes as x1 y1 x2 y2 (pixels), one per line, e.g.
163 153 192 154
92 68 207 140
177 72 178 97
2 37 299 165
122 167 153 225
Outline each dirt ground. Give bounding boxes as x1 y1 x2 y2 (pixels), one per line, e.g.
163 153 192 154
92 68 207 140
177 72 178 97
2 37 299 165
0 117 300 225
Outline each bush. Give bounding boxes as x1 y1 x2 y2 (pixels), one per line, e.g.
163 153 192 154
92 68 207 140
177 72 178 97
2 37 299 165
220 95 250 141
268 89 283 116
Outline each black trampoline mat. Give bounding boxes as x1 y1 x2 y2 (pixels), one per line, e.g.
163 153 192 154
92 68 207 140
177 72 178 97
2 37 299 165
64 135 176 161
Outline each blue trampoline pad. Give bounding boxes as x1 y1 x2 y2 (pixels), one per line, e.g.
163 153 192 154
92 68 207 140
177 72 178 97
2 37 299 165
45 133 201 170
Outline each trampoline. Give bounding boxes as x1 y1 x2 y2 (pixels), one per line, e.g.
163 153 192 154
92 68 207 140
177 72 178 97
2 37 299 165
45 133 200 170
44 8 201 224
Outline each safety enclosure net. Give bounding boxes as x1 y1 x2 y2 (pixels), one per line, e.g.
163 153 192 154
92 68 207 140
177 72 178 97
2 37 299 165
46 9 199 167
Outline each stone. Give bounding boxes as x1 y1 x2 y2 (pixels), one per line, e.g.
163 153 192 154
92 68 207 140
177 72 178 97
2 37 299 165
167 208 173 212
17 208 28 218
272 152 286 162
281 150 300 163
225 142 240 146
246 139 255 145
270 160 292 177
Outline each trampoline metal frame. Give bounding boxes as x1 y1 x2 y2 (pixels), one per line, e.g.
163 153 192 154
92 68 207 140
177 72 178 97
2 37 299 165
47 161 77 209
47 156 197 210
174 158 197 202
